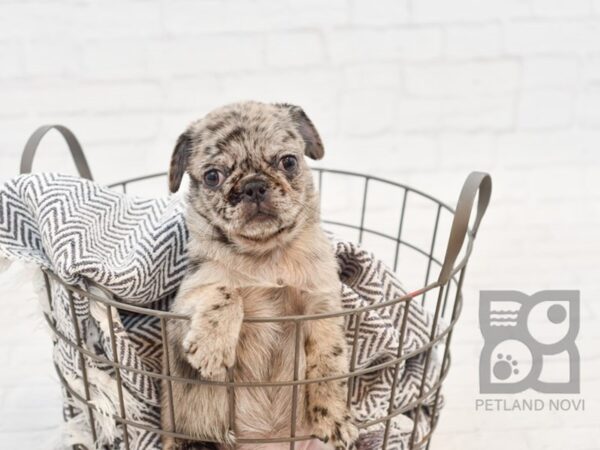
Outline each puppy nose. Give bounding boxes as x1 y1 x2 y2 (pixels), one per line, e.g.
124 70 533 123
242 180 268 202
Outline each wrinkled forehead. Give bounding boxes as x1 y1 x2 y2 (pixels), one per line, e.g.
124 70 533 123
189 105 302 169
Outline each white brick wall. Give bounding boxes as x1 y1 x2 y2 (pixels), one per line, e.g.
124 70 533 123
1 1 599 449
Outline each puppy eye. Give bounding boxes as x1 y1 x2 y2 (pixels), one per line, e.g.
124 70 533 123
203 169 224 188
279 155 298 173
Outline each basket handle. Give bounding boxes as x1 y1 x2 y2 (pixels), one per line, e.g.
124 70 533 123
20 125 94 180
437 171 492 284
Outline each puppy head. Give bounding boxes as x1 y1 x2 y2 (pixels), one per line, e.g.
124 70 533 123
169 101 324 252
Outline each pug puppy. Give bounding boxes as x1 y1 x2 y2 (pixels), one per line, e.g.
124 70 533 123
162 102 358 450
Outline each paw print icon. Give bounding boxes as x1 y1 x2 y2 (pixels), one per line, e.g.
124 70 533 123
479 290 580 394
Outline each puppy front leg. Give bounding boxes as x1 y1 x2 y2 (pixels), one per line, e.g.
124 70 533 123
305 313 358 450
183 285 243 379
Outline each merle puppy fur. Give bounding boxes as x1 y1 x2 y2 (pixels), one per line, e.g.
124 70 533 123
162 101 357 450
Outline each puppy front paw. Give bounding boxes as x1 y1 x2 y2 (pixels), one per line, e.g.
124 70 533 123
311 410 358 450
182 327 236 379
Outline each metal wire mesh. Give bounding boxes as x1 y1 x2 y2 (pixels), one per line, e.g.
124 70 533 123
21 128 490 450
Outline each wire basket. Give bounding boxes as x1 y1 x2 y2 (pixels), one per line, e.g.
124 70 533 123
20 125 491 450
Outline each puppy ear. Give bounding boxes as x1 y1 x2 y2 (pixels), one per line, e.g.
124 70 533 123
277 103 324 160
168 132 193 193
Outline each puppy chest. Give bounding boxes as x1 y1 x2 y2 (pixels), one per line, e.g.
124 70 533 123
236 286 307 380
233 287 308 436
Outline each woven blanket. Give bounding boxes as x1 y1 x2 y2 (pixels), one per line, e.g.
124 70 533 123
0 173 442 450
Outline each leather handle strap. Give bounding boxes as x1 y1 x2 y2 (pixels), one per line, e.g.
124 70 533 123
437 171 492 284
20 125 93 180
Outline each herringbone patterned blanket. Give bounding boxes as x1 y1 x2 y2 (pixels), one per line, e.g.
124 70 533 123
0 174 442 450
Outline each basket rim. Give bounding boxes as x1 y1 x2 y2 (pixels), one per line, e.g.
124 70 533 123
107 167 457 215
41 167 474 323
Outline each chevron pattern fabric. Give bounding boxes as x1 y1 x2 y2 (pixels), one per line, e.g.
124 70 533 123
0 174 443 450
